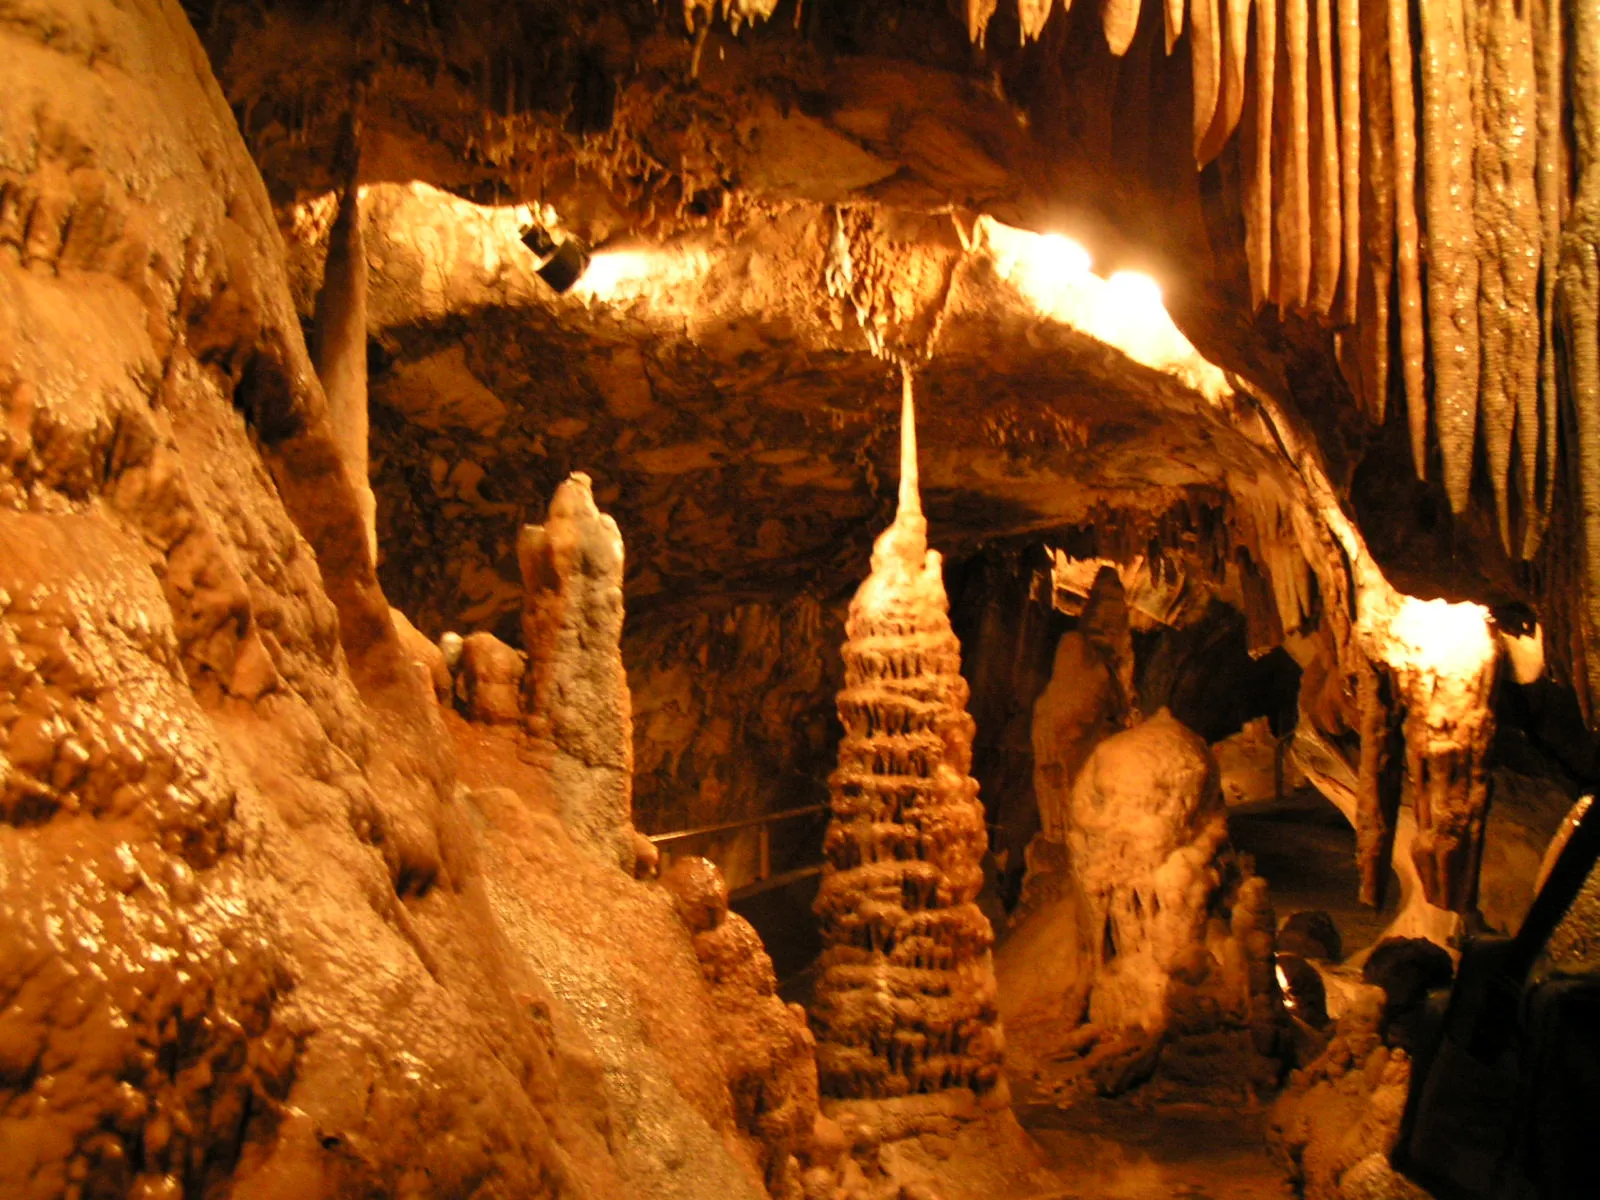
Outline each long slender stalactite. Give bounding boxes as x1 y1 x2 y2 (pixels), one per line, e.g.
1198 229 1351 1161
1563 0 1600 716
1308 0 1341 315
1335 0 1360 326
1474 0 1541 553
1356 0 1393 423
1417 0 1481 514
1244 0 1275 309
1275 0 1312 311
1530 0 1565 548
1388 0 1427 477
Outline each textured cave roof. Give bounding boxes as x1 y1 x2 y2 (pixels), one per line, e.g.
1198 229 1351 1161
193 0 1546 641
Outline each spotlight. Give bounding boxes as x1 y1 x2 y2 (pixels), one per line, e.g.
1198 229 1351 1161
519 225 590 294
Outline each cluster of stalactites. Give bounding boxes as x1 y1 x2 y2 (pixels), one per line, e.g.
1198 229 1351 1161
969 0 1594 574
812 372 1006 1102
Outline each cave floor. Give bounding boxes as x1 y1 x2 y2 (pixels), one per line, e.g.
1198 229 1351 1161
1015 1091 1293 1199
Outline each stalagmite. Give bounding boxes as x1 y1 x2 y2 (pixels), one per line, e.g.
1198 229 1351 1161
1336 0 1360 326
811 370 1005 1104
1388 604 1499 913
310 120 377 560
1274 0 1312 310
1389 0 1427 477
1562 0 1600 704
518 473 639 870
1417 0 1481 512
1244 0 1276 309
1103 0 1142 56
1197 0 1250 164
1165 0 1185 55
1474 0 1541 554
1308 0 1342 315
1190 0 1221 158
1357 0 1394 421
1530 0 1565 547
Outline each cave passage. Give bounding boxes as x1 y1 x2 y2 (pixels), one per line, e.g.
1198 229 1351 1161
4 2 1600 1199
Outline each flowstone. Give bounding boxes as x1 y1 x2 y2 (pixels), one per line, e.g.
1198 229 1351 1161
1000 709 1283 1102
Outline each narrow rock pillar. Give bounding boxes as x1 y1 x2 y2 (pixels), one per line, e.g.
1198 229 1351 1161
517 472 637 868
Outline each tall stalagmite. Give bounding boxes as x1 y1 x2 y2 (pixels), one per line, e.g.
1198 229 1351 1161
811 371 1005 1103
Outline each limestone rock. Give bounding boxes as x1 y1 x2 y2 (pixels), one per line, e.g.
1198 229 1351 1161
457 630 525 723
518 472 636 867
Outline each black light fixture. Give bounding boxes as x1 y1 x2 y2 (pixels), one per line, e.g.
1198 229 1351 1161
520 224 590 294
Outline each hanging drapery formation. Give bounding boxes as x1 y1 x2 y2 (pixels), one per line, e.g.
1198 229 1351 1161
811 368 1006 1103
969 0 1597 698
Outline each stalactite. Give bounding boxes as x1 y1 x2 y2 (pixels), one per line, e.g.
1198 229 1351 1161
966 0 1000 45
1417 0 1481 512
1473 0 1541 555
1274 0 1312 310
1243 0 1275 310
1165 0 1185 55
1308 0 1341 315
1562 0 1600 707
1336 0 1360 326
1189 0 1221 153
1389 0 1426 477
1356 0 1394 422
1103 0 1142 56
1197 0 1250 164
310 116 376 561
1529 0 1565 552
1354 660 1401 906
811 370 1004 1104
1019 0 1056 40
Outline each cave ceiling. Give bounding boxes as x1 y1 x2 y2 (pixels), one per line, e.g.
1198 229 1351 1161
306 181 1277 638
187 0 1595 666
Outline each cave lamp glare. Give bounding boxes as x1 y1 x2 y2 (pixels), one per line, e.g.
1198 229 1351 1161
978 217 1231 402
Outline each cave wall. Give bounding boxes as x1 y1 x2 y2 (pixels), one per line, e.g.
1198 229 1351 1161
0 5 810 1197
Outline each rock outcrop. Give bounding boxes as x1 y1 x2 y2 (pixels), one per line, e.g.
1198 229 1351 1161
1000 710 1283 1102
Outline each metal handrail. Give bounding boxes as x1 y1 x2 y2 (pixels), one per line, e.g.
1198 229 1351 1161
646 803 829 893
644 803 828 845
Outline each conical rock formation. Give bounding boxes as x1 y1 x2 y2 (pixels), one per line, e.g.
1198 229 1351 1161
811 373 1006 1104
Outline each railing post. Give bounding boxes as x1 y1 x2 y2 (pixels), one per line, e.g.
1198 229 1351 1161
759 821 771 882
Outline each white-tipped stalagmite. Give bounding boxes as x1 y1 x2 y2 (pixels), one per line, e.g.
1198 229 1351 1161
1198 0 1251 164
1190 0 1221 157
812 366 1005 1104
1417 0 1481 513
1474 0 1541 554
1308 0 1342 315
1337 0 1361 326
1103 0 1143 55
1275 0 1312 310
1389 0 1427 477
1244 0 1276 310
1357 0 1394 423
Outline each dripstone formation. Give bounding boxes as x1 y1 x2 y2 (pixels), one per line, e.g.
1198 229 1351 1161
811 374 1005 1103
